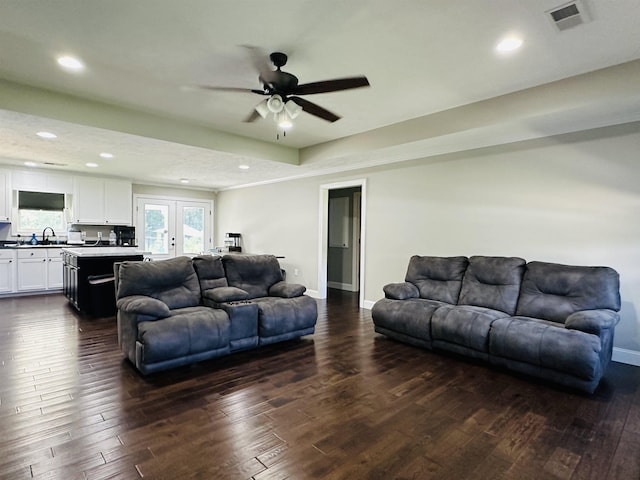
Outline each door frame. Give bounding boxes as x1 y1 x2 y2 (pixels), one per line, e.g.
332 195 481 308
133 194 213 259
318 179 367 308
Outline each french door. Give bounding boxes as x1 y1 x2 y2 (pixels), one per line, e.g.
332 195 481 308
135 196 213 260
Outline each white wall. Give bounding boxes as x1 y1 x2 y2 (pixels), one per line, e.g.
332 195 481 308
216 122 640 358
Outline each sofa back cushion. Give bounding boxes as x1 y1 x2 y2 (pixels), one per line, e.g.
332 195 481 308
116 256 201 309
222 254 283 298
405 256 468 304
516 261 621 323
192 255 228 291
458 256 526 314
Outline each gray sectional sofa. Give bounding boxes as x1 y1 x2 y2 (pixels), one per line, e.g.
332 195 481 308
371 256 621 393
115 254 318 375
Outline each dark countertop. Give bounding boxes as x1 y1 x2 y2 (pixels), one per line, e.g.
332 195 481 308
0 241 138 249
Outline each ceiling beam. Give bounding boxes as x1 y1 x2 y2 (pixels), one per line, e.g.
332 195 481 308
0 79 299 166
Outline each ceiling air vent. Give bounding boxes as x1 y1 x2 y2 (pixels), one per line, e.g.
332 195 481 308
547 1 590 31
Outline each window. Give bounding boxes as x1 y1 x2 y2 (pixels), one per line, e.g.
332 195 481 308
17 191 66 235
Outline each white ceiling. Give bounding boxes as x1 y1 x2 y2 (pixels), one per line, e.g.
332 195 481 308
1 0 640 190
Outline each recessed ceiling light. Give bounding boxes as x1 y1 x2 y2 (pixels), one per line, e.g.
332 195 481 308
496 36 523 53
99 152 114 159
24 161 38 167
36 131 57 139
238 165 250 170
86 162 98 168
57 55 85 72
180 179 190 184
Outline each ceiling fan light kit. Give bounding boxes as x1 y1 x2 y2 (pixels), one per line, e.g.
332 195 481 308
200 48 370 138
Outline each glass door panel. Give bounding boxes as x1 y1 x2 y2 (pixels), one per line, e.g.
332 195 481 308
179 204 206 255
137 200 175 260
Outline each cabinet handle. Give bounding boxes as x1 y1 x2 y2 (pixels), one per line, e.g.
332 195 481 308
43 259 46 262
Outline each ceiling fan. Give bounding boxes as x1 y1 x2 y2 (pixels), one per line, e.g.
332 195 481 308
199 48 370 127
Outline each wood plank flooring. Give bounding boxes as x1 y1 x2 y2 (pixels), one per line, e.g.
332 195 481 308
1 290 639 479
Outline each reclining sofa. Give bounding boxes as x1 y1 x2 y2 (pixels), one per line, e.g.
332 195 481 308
371 256 621 393
115 254 318 375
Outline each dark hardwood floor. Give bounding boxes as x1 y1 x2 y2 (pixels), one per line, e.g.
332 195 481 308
1 290 639 479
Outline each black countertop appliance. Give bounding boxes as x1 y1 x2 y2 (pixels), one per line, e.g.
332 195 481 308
114 225 135 246
226 232 241 252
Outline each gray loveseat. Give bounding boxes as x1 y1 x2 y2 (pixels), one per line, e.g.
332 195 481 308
115 254 318 375
371 256 621 393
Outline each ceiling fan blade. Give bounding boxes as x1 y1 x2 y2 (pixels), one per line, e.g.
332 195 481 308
242 45 278 86
289 96 341 123
291 76 370 95
243 110 261 123
198 85 267 95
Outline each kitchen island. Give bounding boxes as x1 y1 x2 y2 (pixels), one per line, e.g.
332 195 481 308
62 247 148 316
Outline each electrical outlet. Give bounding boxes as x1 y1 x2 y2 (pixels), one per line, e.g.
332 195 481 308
294 268 299 276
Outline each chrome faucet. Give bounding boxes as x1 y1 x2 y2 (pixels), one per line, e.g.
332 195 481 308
42 227 56 243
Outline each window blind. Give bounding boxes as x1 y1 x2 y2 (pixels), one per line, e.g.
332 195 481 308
18 191 65 211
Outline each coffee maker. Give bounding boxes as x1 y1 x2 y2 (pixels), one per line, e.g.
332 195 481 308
225 233 242 252
114 226 136 246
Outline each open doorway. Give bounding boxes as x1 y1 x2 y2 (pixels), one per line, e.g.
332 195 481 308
318 179 366 308
327 187 361 292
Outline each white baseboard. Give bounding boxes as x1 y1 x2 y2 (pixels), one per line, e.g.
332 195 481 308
612 347 640 367
327 281 358 292
362 300 375 310
306 289 323 299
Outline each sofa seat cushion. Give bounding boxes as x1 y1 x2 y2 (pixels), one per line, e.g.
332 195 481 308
431 305 509 353
371 298 444 342
137 307 230 364
251 295 317 338
489 316 602 381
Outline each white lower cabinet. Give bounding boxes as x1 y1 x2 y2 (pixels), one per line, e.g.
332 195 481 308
47 250 63 289
17 248 63 292
17 249 47 291
0 250 16 293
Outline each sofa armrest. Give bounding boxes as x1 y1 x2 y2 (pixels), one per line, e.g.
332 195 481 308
269 281 306 298
202 286 250 303
383 282 419 300
116 295 170 319
565 309 620 335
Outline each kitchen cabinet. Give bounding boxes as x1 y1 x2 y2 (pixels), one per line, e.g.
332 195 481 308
0 250 16 293
73 177 132 225
104 180 132 225
12 170 73 194
17 249 47 291
73 177 104 224
47 249 64 289
0 170 11 222
63 247 144 315
17 248 64 292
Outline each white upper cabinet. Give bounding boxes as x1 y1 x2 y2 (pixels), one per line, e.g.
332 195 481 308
73 177 132 225
104 180 132 225
12 170 73 194
73 177 105 224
